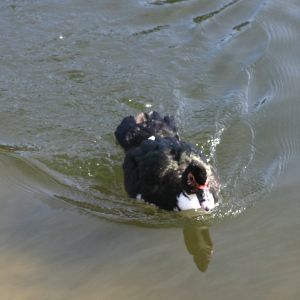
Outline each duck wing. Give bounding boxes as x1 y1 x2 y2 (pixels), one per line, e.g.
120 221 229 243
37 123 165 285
123 137 183 210
114 111 179 152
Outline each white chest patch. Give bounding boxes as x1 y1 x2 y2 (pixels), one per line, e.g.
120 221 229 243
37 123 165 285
176 189 216 211
176 193 201 211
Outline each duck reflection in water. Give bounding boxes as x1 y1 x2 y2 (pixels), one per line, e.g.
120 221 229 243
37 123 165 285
182 224 213 272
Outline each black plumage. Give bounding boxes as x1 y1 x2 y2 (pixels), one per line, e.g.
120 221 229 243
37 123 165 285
115 111 220 211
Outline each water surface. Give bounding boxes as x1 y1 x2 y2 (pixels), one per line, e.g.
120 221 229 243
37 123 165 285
0 0 300 299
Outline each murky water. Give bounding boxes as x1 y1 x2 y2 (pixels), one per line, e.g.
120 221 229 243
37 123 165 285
0 0 300 299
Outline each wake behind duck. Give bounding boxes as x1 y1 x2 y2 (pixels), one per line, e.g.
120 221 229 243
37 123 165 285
115 111 220 212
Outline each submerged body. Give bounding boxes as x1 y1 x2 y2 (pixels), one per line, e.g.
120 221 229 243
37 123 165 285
115 111 220 211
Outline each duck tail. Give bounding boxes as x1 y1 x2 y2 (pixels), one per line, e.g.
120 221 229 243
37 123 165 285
114 111 179 151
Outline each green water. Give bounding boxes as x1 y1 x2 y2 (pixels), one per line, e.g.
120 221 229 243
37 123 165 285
0 0 299 299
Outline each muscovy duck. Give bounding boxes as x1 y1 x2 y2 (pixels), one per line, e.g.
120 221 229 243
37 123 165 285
115 111 220 211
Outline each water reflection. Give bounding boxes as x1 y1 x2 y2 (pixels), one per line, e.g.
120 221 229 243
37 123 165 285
182 224 213 272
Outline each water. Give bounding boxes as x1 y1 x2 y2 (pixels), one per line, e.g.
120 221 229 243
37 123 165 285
0 0 300 298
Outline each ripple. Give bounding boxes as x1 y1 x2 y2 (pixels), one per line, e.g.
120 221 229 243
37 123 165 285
40 153 220 227
0 150 234 227
0 143 37 153
232 21 250 32
132 25 169 36
193 0 239 24
55 194 190 228
150 0 188 6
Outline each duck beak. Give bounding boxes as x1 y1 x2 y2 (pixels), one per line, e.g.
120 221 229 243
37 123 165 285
196 189 215 211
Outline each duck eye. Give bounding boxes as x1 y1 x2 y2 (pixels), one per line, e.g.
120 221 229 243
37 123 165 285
187 173 196 185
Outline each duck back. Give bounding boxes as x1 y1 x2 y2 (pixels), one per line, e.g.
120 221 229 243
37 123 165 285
114 111 179 152
123 136 188 210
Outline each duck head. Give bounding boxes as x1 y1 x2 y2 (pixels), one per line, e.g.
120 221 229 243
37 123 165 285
177 161 216 211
